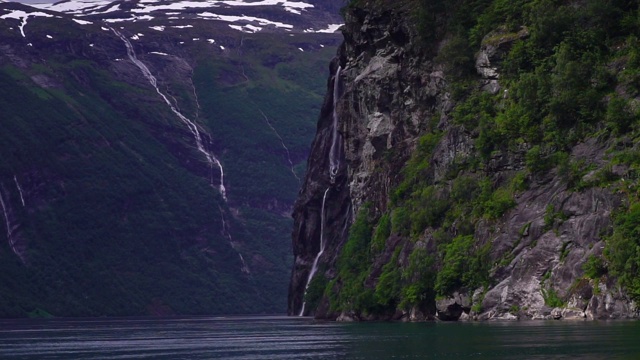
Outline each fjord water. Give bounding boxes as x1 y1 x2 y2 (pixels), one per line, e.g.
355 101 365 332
1 317 640 359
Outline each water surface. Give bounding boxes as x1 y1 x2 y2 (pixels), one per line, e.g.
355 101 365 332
1 316 639 359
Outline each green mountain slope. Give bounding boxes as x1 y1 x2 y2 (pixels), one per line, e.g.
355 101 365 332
0 5 340 317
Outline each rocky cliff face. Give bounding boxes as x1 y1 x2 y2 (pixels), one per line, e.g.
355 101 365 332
290 1 640 321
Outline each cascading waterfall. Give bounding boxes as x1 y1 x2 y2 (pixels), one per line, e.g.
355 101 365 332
13 176 25 207
218 205 250 274
0 188 23 262
110 27 227 201
299 66 343 316
299 187 330 316
189 77 201 118
328 65 342 183
258 109 300 183
111 27 250 274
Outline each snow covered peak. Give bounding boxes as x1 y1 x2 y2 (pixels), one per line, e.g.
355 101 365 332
17 0 343 33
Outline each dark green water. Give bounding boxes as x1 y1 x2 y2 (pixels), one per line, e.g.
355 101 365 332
0 316 639 359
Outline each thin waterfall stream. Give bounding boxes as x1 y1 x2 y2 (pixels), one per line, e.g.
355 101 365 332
328 66 342 183
13 176 25 207
218 205 250 274
299 187 330 316
299 66 342 316
258 109 300 183
110 27 227 200
111 27 251 273
0 188 23 263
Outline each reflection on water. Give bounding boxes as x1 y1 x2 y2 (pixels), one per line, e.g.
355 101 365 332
0 316 639 359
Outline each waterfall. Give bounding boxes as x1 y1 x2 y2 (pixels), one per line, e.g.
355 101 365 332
328 66 342 183
111 27 250 274
0 188 23 263
110 27 227 201
218 205 250 274
13 176 25 207
299 187 330 316
299 65 344 316
258 109 300 183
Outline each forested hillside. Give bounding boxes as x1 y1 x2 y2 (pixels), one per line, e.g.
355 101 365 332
0 0 341 317
290 0 640 320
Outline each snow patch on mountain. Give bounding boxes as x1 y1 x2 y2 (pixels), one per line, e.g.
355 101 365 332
72 18 92 25
305 23 342 33
32 0 112 14
16 0 341 34
198 12 292 29
0 9 56 37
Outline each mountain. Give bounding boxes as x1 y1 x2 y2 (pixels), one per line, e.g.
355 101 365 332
0 0 342 317
290 0 640 321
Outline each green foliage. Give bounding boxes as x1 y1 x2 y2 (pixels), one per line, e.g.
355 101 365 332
400 247 436 309
481 188 516 219
606 93 637 135
340 0 640 314
372 213 391 253
415 0 448 41
435 235 490 296
408 186 450 236
452 91 499 155
509 171 529 192
542 287 565 308
544 204 567 232
606 202 640 301
557 156 593 190
583 255 607 279
339 205 374 275
451 176 481 203
398 132 442 192
391 207 410 237
436 34 475 79
374 248 402 311
304 273 328 312
559 242 572 261
331 204 375 312
525 145 549 173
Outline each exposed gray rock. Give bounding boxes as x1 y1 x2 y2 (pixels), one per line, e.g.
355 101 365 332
288 3 638 321
436 292 471 321
336 311 358 322
475 28 529 94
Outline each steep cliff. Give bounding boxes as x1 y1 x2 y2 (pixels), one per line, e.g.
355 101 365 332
290 0 640 321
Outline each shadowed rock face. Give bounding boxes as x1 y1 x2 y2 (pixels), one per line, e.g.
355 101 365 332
289 3 639 321
288 59 353 315
288 5 446 316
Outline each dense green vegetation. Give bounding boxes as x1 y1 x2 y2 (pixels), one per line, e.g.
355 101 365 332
327 0 640 316
0 64 246 316
0 22 337 317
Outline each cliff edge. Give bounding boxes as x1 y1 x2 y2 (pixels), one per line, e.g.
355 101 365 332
290 0 640 321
